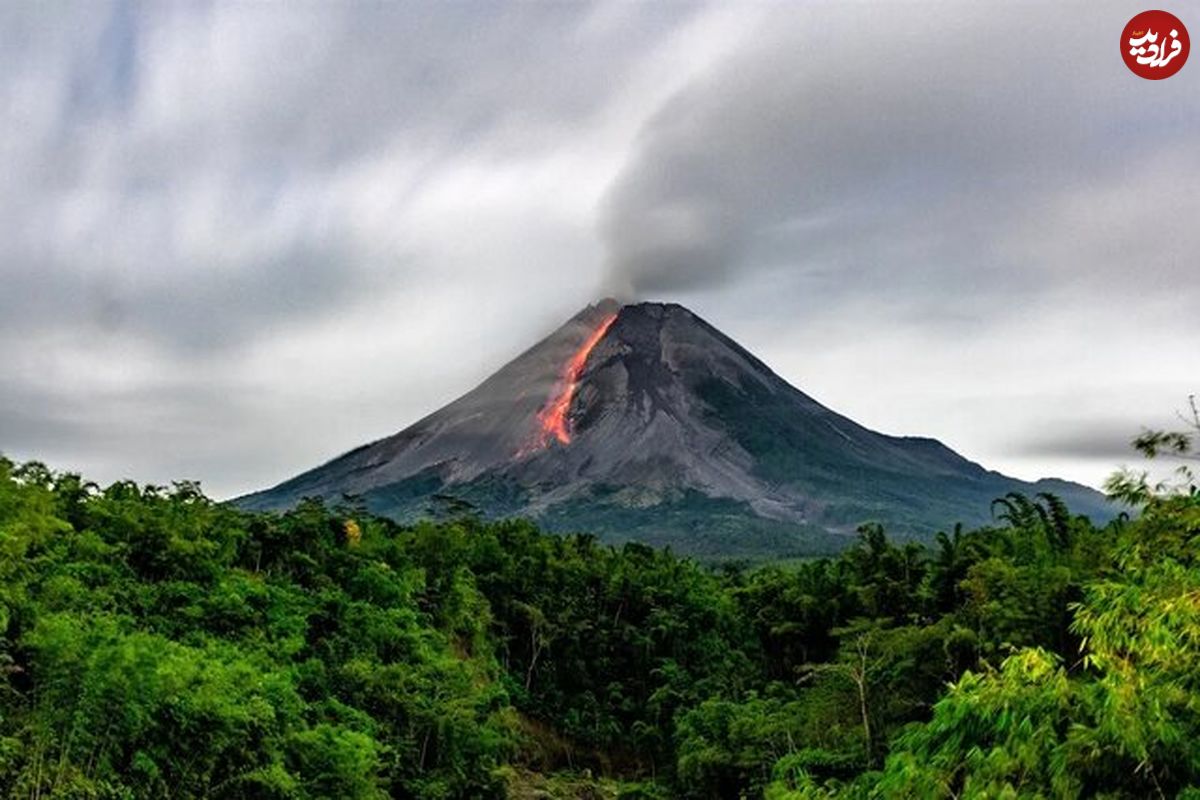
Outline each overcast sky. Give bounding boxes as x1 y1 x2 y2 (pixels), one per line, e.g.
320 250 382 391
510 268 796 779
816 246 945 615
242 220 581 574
2 1 1197 498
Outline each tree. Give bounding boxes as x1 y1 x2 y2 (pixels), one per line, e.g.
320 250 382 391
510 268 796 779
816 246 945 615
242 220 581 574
1106 394 1199 504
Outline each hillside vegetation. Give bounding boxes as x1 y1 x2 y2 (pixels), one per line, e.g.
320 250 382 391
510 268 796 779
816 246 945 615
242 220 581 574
0 429 1197 797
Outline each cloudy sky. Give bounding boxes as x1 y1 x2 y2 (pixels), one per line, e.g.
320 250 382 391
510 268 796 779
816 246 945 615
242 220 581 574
2 1 1197 498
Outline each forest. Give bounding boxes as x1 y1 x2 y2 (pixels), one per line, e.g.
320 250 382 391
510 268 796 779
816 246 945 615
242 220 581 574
0 422 1197 799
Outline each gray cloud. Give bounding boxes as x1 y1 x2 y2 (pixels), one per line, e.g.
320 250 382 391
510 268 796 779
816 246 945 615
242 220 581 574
0 1 697 355
1012 421 1153 461
600 2 1200 313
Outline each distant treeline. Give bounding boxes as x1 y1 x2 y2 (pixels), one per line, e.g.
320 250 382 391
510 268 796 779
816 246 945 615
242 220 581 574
0 445 1197 798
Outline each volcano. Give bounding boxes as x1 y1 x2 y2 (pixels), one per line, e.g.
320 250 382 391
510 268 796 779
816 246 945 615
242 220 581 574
239 300 1111 558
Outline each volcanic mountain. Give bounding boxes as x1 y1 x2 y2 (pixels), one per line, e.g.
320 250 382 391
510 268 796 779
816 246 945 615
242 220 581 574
239 300 1111 558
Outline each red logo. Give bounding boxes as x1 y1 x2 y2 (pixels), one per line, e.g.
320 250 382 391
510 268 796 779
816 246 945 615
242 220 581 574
1122 10 1189 79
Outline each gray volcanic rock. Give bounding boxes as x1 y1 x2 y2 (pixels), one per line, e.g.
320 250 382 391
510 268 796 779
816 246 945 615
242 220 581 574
238 300 1112 558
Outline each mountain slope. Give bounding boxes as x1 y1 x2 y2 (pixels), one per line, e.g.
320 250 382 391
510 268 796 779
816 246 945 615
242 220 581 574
239 300 1111 557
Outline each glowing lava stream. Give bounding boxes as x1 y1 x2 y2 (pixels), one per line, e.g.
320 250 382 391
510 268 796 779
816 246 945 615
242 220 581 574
535 313 617 446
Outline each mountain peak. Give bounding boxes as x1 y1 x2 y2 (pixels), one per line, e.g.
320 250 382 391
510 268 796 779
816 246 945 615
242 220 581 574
239 301 1111 557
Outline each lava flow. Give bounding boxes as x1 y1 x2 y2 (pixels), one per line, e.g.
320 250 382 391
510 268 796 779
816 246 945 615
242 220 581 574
534 313 617 446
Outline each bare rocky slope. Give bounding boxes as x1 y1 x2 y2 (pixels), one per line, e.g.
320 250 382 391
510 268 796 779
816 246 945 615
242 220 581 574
238 300 1112 558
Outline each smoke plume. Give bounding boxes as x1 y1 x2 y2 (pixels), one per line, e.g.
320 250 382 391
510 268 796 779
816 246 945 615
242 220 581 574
598 3 1196 300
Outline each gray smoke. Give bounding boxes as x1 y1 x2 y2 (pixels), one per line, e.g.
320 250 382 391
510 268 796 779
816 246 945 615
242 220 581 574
600 2 1199 300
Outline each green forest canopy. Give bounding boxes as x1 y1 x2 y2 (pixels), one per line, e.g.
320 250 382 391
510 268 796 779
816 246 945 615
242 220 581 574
0 410 1197 799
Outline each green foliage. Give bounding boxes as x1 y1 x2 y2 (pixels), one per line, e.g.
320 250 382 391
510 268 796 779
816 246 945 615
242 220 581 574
0 459 508 798
0 444 1197 798
869 648 1081 799
772 414 1200 800
1105 394 1199 504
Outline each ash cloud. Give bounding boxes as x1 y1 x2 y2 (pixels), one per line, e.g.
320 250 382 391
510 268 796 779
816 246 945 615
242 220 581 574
600 3 1200 303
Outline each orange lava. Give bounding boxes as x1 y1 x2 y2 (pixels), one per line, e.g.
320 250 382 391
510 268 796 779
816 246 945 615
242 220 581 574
536 313 617 446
